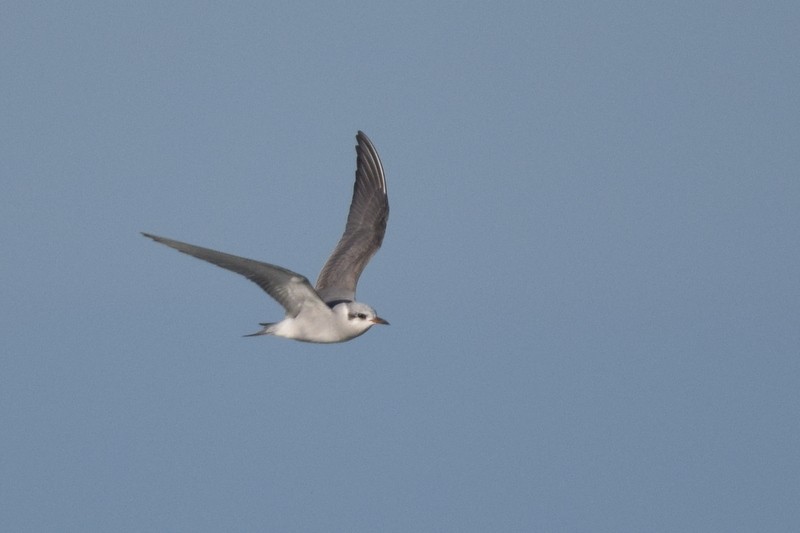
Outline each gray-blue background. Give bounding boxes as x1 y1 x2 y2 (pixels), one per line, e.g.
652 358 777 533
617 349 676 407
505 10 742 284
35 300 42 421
3 2 798 531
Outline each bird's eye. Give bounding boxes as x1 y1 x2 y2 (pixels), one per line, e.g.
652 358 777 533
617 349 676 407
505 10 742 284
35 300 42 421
357 313 367 319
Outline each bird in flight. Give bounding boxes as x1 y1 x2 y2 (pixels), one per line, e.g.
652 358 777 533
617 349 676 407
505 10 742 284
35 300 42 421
143 131 389 343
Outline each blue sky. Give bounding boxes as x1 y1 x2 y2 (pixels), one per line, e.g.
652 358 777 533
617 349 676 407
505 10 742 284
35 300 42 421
2 1 799 531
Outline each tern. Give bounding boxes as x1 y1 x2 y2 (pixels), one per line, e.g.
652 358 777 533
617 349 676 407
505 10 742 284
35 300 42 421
143 131 389 343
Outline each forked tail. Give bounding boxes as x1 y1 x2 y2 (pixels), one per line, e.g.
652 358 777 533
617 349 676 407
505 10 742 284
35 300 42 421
243 323 275 337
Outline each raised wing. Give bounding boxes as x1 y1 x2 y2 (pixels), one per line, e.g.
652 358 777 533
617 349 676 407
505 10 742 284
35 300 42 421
142 233 325 317
315 131 389 303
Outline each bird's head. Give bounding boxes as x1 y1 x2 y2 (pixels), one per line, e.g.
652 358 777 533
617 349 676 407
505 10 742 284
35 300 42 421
333 301 389 337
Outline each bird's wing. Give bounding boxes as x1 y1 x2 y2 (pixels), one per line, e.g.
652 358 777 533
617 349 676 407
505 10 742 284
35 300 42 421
315 131 389 303
142 233 326 317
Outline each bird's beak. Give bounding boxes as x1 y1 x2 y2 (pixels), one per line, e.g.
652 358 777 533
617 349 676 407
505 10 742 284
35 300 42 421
371 316 389 325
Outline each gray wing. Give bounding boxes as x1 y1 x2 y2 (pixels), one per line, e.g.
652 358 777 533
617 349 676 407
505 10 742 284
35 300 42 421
315 131 389 302
142 233 325 317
